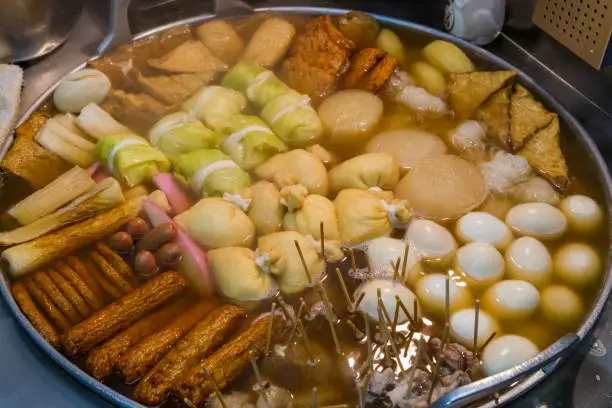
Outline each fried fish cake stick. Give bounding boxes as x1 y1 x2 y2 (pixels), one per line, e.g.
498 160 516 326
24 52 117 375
48 268 92 319
24 278 71 332
117 300 217 383
177 315 280 406
89 249 134 294
133 305 246 406
86 298 191 380
12 282 61 348
61 271 186 357
64 256 106 305
82 254 123 300
33 271 81 324
55 259 103 311
95 242 136 283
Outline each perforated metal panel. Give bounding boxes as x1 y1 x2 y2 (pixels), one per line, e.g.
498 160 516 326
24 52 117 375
533 0 612 69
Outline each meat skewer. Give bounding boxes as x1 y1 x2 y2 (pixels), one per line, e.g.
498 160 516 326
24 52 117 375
61 271 186 357
12 282 61 348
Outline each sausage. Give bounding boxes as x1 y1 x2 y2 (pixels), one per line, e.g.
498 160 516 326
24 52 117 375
47 268 92 319
33 271 81 324
89 249 134 294
64 256 106 304
137 222 177 252
61 271 186 357
85 298 191 380
133 305 245 406
55 259 103 311
12 282 61 348
117 300 217 383
24 278 71 332
176 315 281 406
95 241 136 283
80 255 123 300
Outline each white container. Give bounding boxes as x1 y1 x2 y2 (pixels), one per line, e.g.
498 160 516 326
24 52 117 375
445 0 506 45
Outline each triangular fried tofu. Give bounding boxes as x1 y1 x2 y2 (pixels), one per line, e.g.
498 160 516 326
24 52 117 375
135 72 215 105
518 116 569 190
147 40 227 74
449 70 516 119
510 84 555 149
475 85 511 149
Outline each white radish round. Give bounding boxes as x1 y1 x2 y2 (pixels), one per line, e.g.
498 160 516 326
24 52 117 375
482 335 539 376
415 273 473 320
354 279 420 324
541 285 584 329
505 237 552 288
506 203 567 240
560 195 604 235
482 280 540 321
455 242 505 291
455 211 513 250
553 243 601 288
450 308 499 349
405 219 456 263
53 69 111 113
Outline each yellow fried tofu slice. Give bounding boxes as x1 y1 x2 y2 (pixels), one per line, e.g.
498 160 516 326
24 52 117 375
475 84 511 148
518 116 569 190
134 72 215 105
449 70 516 119
510 84 555 149
147 40 227 74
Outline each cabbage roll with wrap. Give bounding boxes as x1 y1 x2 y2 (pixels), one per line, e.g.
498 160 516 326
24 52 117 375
175 149 251 197
216 114 287 170
260 91 323 147
148 112 219 161
94 135 170 187
181 86 247 130
222 61 290 107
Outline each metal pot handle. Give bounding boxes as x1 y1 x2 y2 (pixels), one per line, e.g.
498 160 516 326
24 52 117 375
98 0 132 55
429 333 580 408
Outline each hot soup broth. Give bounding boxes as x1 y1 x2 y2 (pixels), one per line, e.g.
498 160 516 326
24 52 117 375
1 11 608 408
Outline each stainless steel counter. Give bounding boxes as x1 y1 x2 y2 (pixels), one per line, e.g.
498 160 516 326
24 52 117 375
4 1 612 407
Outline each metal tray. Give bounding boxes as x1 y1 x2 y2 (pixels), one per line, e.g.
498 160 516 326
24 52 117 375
1 6 611 408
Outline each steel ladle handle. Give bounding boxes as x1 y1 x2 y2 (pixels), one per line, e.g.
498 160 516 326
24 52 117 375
429 333 580 408
98 0 132 56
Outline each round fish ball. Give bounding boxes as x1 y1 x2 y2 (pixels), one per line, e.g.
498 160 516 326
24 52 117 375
354 279 420 324
560 195 604 235
482 280 540 321
506 203 568 240
53 68 111 113
365 237 407 279
365 129 447 173
554 243 601 288
318 90 383 146
395 155 487 221
540 285 584 329
505 237 552 288
455 242 505 291
415 273 474 320
482 335 539 376
450 308 499 349
455 211 513 250
405 219 456 263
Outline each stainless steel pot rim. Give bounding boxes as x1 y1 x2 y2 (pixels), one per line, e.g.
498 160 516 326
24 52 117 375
2 6 611 408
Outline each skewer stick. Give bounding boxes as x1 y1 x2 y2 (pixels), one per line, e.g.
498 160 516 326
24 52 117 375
395 295 417 329
403 329 415 357
320 222 326 261
478 331 497 355
353 292 366 311
392 299 401 335
427 323 450 404
377 290 405 372
249 350 269 405
278 296 315 362
349 248 359 276
335 267 353 309
473 299 480 355
265 302 276 356
413 298 420 330
356 377 365 408
201 365 228 408
317 280 342 354
445 273 451 326
377 289 394 326
183 398 198 408
295 240 313 285
287 298 306 344
346 319 365 339
312 387 317 408
401 243 410 282
406 338 426 396
363 311 374 374
392 257 401 281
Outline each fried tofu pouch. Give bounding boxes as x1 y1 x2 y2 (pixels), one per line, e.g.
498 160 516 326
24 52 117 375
510 84 555 149
328 152 400 194
448 70 516 119
242 18 296 69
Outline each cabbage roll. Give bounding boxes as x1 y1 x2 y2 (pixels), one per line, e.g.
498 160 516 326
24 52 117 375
216 114 287 170
94 134 170 187
257 231 324 294
175 149 251 197
329 153 400 194
255 149 328 196
182 85 247 130
260 91 324 148
208 247 277 301
148 112 219 161
221 61 290 107
174 197 255 249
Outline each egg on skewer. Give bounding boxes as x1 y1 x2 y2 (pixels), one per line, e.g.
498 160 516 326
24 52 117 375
506 202 568 240
449 308 499 349
455 211 513 250
482 280 540 322
354 279 420 324
553 243 601 289
505 237 553 288
540 285 584 329
415 273 473 320
560 195 604 235
364 237 418 281
455 242 505 291
481 335 539 376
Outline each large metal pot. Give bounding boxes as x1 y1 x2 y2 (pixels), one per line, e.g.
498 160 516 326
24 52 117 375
1 6 611 408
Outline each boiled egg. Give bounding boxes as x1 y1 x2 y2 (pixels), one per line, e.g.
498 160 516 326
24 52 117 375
53 68 111 113
455 242 505 291
560 195 603 235
354 279 420 324
505 237 552 288
365 237 408 279
455 211 513 250
482 335 539 376
506 202 567 240
405 219 456 264
482 280 540 321
450 308 499 349
540 285 584 329
415 273 473 320
553 243 601 288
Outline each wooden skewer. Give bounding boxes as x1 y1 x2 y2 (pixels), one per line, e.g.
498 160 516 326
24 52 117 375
356 377 365 408
317 280 342 354
395 295 417 329
392 298 401 335
346 319 365 339
445 273 451 325
295 240 313 285
287 298 306 344
349 248 360 276
401 243 410 282
427 323 450 404
249 350 269 405
278 296 315 362
363 310 374 374
353 291 366 313
183 397 198 408
312 387 317 408
265 302 276 356
406 338 426 397
478 331 497 355
473 299 480 355
320 222 326 261
403 329 415 357
201 365 228 408
392 257 401 281
335 267 353 309
413 298 420 330
377 290 405 372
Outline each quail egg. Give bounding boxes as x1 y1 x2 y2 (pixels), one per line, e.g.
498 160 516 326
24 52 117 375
540 285 584 329
455 211 513 250
405 219 456 264
450 308 499 349
455 242 505 291
505 237 552 288
415 273 473 320
482 335 539 376
354 279 420 324
560 195 603 235
553 243 601 288
506 202 567 240
482 280 540 321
